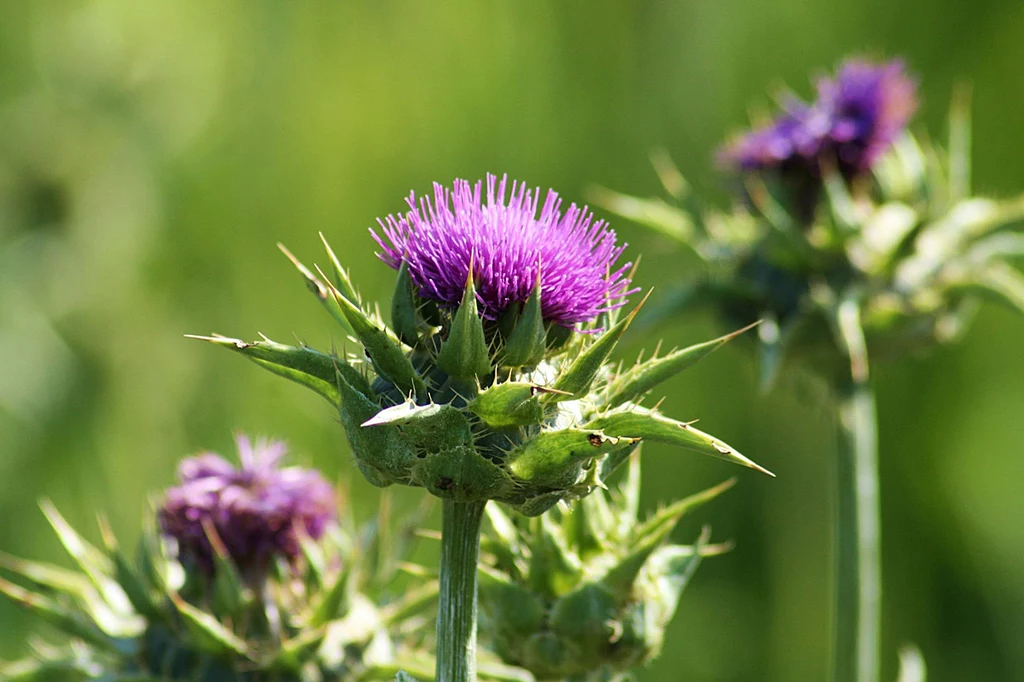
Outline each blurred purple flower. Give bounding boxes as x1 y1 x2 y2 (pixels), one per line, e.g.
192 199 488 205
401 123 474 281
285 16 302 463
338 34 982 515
720 58 917 179
159 435 337 576
816 59 918 174
371 174 634 327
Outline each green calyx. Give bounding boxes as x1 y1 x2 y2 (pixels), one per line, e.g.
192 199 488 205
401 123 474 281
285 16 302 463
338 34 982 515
478 455 734 679
0 499 439 682
597 97 1024 387
436 267 492 379
500 273 546 367
192 238 772 512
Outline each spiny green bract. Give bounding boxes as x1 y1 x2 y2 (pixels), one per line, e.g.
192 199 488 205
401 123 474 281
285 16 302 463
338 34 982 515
0 496 438 682
191 237 771 518
596 96 1024 387
477 454 733 681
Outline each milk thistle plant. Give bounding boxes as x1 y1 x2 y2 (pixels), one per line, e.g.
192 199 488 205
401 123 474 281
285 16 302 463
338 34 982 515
193 174 773 681
479 454 733 682
0 435 440 682
598 57 1024 682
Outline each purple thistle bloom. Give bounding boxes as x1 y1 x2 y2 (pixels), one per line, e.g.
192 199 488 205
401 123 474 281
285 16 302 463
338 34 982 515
718 102 832 172
720 58 917 179
815 59 918 174
371 174 634 327
159 435 337 576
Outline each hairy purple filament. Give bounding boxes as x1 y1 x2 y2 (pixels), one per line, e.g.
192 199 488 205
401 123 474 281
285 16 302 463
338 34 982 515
372 174 635 327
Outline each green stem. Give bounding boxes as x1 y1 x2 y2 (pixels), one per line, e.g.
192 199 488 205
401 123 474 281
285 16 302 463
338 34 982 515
833 376 880 682
436 499 487 682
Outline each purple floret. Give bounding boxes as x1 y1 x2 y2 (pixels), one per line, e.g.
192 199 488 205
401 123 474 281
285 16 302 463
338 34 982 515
719 102 831 172
720 58 917 179
815 59 918 174
159 435 337 576
371 174 635 328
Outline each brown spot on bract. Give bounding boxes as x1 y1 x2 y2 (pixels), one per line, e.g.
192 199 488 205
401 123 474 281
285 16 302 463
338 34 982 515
436 476 455 491
587 434 604 447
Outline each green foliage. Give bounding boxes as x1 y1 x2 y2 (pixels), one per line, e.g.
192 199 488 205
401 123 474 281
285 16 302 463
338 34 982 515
478 455 733 680
0 499 438 681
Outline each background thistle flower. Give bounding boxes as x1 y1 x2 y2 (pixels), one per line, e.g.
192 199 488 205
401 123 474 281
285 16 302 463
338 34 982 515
719 58 917 223
192 173 771 681
159 435 337 579
721 59 917 181
597 57 1024 682
478 455 732 681
601 59 1023 386
0 438 439 682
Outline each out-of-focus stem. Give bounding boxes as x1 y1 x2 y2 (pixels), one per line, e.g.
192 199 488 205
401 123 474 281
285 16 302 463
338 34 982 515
832 299 881 682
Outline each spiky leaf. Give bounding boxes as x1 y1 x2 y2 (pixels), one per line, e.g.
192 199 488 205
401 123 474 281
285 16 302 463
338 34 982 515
584 407 774 475
468 382 550 428
548 293 649 400
505 430 640 489
604 322 758 406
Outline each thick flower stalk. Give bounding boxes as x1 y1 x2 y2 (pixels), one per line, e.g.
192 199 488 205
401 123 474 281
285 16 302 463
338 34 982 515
597 57 1024 682
193 173 772 681
0 437 439 682
478 454 733 681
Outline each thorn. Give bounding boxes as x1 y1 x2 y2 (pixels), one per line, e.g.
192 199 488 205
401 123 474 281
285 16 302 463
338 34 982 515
313 264 345 304
278 243 329 299
184 334 249 349
726 320 762 339
530 385 573 397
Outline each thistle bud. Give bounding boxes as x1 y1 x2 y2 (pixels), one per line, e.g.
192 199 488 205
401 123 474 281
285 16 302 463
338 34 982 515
599 58 1024 386
195 174 771 515
478 454 733 679
0 437 438 682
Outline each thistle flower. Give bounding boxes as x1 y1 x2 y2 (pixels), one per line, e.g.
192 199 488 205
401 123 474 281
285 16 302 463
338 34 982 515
373 174 634 327
0 440 440 682
718 102 826 173
194 175 770 516
720 58 917 182
159 435 337 577
478 455 732 680
816 59 918 175
599 60 1024 385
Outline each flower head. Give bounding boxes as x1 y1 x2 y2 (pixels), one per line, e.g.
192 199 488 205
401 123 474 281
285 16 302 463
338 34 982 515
718 102 828 172
159 435 337 575
372 174 633 327
816 59 918 174
720 58 917 179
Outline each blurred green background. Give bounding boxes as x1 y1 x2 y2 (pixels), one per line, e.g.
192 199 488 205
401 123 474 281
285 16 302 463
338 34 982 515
2 2 1023 681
